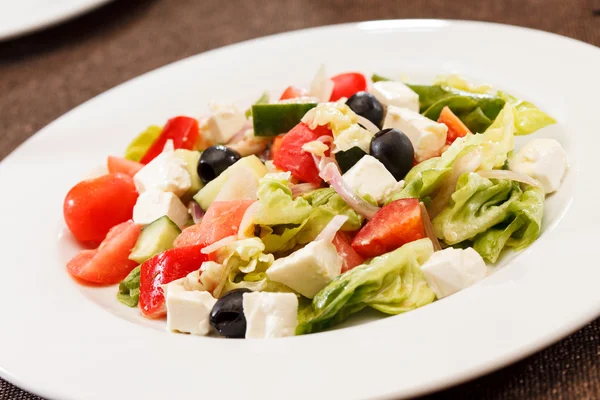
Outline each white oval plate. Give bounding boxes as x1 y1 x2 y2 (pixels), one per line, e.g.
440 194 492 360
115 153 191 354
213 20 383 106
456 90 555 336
0 20 599 400
0 0 113 41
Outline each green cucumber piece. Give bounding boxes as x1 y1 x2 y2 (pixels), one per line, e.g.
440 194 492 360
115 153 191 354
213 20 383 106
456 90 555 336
129 216 181 264
193 155 267 210
252 103 317 137
245 91 270 118
335 146 368 174
173 149 203 200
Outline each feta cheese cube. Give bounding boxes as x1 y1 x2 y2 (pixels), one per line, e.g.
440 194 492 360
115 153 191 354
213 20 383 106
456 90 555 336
165 279 217 336
201 103 247 144
133 190 189 228
509 138 567 194
133 151 191 197
383 106 448 162
243 292 298 339
342 155 398 203
370 81 420 112
266 240 342 299
420 247 487 299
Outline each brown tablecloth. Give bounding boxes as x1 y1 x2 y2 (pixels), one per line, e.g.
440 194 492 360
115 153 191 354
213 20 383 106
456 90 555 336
1 0 599 398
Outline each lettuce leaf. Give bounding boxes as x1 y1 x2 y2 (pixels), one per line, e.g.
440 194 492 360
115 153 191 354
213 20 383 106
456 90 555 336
296 238 435 334
473 185 544 262
253 173 312 226
117 266 141 307
432 173 521 245
256 184 363 253
124 125 162 162
498 91 556 135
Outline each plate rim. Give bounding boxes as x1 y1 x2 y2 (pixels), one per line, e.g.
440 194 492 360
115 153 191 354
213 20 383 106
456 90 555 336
1 19 599 400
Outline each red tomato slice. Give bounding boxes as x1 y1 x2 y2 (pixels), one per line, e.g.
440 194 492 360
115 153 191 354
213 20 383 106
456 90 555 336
329 73 368 101
140 116 199 164
139 245 210 318
174 200 254 248
332 232 365 273
272 122 332 185
66 220 141 284
279 86 308 100
64 173 138 244
351 198 426 259
270 135 285 160
107 156 143 177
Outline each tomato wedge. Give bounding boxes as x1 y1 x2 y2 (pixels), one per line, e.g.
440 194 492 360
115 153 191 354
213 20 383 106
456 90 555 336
330 73 368 101
139 245 210 318
107 156 143 177
272 122 332 185
351 198 426 258
438 106 471 144
333 232 365 273
279 86 308 100
140 116 199 164
66 220 141 284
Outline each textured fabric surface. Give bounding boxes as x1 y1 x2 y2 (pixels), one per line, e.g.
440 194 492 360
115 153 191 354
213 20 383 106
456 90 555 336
0 0 599 398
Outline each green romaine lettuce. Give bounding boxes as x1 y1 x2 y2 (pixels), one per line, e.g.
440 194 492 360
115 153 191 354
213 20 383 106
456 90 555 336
498 91 556 135
432 173 521 245
254 179 363 253
473 185 544 262
124 125 162 162
117 265 141 307
297 239 435 334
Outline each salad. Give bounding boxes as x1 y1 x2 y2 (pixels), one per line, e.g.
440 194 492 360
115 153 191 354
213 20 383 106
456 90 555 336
63 67 566 339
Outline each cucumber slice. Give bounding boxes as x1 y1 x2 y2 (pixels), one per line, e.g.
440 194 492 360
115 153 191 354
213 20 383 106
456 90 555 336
252 103 317 136
129 216 182 264
245 91 270 118
335 146 368 174
193 155 267 210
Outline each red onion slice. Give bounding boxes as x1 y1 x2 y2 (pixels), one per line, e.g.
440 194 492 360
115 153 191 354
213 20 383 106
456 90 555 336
320 162 380 219
428 148 482 219
201 235 237 255
316 215 349 243
355 115 379 134
420 202 442 252
188 201 205 224
477 169 542 188
226 121 253 144
291 183 320 198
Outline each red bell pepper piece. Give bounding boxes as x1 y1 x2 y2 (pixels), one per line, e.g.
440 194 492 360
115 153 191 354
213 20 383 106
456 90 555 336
140 116 199 164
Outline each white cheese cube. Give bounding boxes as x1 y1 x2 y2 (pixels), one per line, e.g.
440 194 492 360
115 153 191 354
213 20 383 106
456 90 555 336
420 247 487 299
509 138 567 194
383 106 448 162
266 240 342 299
133 190 189 228
309 65 334 102
342 155 398 203
202 103 247 144
243 292 298 339
370 81 420 112
133 151 191 197
165 279 217 336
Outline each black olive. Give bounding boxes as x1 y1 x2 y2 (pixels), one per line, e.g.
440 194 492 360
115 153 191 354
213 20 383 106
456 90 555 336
197 145 241 184
346 91 384 128
370 128 414 180
210 288 251 338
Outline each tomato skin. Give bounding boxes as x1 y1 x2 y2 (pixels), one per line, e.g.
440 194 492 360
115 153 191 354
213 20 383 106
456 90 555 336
64 173 138 244
66 220 141 284
329 73 368 101
270 135 285 160
332 232 365 273
139 245 210 318
174 200 254 248
140 116 199 164
351 198 426 258
438 106 471 144
107 156 143 177
272 122 332 185
279 86 308 100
